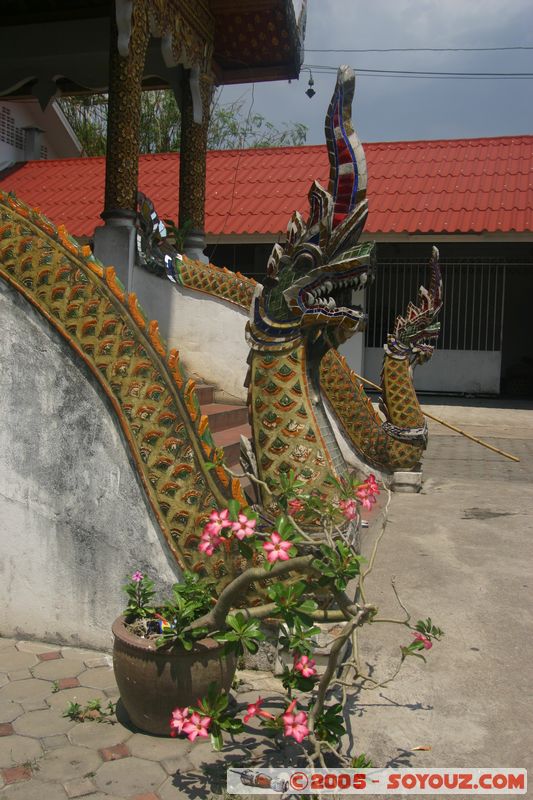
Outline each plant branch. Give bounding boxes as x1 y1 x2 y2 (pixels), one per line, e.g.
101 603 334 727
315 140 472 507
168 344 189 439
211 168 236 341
391 577 411 623
286 513 319 544
361 656 406 691
223 464 273 496
238 604 358 623
188 555 317 632
308 604 376 733
359 487 392 603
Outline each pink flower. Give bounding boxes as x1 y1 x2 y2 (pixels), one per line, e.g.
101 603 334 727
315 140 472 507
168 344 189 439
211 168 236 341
356 484 377 511
169 706 190 736
203 522 220 537
339 498 358 521
360 495 376 512
205 508 231 536
263 532 293 563
243 697 276 724
288 498 304 515
282 700 309 743
198 529 221 556
182 712 211 741
356 476 380 511
131 571 143 582
294 654 317 678
231 513 257 540
412 632 433 650
366 474 380 494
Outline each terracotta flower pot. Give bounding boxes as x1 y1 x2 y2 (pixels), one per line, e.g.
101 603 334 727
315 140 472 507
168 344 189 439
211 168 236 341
112 616 236 736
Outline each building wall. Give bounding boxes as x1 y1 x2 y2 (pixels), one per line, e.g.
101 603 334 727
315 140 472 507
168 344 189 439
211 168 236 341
501 264 533 395
370 242 532 395
211 239 533 396
206 242 272 279
131 266 250 403
0 100 81 163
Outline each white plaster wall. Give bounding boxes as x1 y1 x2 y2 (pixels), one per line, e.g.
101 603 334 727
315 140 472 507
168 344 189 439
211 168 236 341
0 281 181 651
337 287 366 377
365 347 502 394
131 267 250 403
338 331 365 377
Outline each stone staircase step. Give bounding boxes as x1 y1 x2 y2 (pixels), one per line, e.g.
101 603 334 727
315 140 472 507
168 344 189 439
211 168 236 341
212 423 251 465
195 385 252 495
195 383 215 404
200 402 248 433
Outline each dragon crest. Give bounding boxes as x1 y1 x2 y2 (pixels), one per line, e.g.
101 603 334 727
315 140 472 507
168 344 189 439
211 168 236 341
386 246 443 364
247 66 375 353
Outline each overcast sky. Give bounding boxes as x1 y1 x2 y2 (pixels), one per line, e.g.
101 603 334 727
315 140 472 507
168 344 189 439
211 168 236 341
217 0 533 144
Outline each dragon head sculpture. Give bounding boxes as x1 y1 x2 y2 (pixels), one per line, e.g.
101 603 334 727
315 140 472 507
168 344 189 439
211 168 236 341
247 65 375 354
386 246 443 365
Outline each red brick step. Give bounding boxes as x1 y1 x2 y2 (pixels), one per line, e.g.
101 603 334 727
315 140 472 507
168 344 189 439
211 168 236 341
195 383 215 404
211 423 251 465
200 402 248 433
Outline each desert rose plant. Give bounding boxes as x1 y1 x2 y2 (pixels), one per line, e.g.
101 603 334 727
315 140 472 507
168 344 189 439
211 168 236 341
121 470 443 763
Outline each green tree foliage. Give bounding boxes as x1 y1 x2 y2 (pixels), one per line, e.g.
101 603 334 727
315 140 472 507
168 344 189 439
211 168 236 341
58 89 307 156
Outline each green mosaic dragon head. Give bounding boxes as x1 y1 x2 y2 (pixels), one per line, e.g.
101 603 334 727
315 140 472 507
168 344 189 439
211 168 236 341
247 66 375 354
386 246 443 365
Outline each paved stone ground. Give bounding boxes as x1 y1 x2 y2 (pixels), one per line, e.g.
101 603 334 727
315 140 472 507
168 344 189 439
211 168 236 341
1 396 531 798
0 639 290 799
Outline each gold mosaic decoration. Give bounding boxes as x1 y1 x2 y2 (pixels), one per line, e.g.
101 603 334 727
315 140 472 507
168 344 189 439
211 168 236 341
173 257 257 309
248 342 339 516
0 191 247 585
320 350 424 472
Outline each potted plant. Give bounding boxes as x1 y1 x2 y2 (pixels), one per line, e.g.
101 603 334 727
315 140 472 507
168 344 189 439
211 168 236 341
113 571 241 736
112 471 443 760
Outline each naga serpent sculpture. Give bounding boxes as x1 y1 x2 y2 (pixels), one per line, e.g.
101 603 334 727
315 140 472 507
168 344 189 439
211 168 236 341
0 66 441 587
137 65 443 488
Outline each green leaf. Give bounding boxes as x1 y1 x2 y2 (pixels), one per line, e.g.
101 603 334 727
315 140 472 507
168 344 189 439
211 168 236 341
297 599 318 614
276 515 294 538
400 646 427 663
219 717 244 733
237 540 253 559
351 753 373 768
210 729 224 751
315 703 346 743
227 499 240 521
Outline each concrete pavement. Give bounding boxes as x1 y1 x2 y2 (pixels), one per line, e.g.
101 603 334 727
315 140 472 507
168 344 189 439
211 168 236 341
352 395 533 776
0 396 531 798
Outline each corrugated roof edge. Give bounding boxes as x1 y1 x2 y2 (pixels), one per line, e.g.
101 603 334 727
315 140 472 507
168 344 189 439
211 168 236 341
10 133 532 167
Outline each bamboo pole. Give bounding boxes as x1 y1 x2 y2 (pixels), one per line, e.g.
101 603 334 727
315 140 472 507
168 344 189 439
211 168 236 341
353 372 520 463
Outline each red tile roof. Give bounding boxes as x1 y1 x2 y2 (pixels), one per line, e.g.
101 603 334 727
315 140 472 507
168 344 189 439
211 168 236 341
1 135 532 237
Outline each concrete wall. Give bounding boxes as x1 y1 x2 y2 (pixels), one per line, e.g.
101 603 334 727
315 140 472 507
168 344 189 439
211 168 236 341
0 280 181 651
337 287 366 377
131 267 250 403
365 347 502 394
130 269 371 403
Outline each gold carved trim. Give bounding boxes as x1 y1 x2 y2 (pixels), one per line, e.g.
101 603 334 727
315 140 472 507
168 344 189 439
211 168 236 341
150 0 215 72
